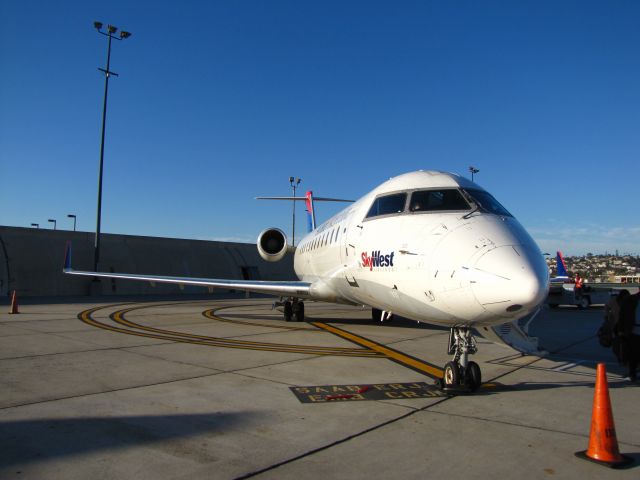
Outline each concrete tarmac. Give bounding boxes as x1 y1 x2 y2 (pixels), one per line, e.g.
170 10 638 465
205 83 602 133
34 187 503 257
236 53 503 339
0 295 638 479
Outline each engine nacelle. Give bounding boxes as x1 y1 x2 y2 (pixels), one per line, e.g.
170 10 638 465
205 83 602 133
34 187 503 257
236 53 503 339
257 228 289 262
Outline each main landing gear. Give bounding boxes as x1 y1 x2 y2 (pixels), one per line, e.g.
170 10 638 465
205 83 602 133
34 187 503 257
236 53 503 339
441 327 482 393
281 298 305 322
372 308 393 322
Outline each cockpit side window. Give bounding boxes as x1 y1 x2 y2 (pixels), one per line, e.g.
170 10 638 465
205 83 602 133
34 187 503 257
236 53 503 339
365 192 407 218
409 189 470 212
464 189 512 217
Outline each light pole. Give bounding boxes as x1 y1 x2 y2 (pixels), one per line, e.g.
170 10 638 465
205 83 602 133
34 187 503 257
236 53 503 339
289 177 301 246
469 166 479 182
31 223 39 229
93 21 132 272
48 219 57 230
67 214 77 231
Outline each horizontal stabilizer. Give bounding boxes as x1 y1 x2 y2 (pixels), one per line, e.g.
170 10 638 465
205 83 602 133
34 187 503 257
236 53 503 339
257 191 353 232
255 196 354 203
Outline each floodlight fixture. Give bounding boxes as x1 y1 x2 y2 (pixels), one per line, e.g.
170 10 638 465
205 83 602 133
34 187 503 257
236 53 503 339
67 214 77 231
107 25 117 34
94 21 103 31
120 31 131 39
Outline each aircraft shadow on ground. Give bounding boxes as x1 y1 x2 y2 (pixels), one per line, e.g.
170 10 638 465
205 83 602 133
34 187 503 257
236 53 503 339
0 412 254 470
491 380 639 393
308 316 451 331
215 311 450 331
489 348 631 376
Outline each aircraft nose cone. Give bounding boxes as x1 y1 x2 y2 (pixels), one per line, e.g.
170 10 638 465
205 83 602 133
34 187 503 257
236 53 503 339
470 245 548 317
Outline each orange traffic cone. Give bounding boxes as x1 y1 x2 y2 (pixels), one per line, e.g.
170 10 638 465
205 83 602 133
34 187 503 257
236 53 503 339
575 363 633 468
9 290 19 314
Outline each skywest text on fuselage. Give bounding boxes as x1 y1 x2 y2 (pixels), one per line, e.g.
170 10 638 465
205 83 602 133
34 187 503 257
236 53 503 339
361 251 395 271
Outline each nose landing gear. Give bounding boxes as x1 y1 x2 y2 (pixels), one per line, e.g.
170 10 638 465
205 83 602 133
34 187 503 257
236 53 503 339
441 327 482 392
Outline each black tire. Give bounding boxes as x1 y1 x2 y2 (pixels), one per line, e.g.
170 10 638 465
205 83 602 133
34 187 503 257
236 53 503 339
466 361 482 392
284 301 293 322
293 301 305 322
443 361 460 387
578 297 590 310
372 308 383 322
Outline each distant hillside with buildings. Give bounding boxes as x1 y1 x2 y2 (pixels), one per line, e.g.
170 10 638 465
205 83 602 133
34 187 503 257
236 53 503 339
546 253 640 283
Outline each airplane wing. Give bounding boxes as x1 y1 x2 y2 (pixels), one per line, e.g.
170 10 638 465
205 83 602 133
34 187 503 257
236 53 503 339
63 243 312 298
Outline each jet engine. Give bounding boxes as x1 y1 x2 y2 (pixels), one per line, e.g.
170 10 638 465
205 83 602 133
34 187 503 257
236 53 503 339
257 228 289 262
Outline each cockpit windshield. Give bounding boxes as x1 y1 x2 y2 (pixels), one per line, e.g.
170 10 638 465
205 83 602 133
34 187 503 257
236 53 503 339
365 192 407 218
409 189 470 212
364 187 512 221
463 189 512 217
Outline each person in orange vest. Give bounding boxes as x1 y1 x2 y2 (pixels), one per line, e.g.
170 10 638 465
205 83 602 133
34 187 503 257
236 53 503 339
574 273 584 299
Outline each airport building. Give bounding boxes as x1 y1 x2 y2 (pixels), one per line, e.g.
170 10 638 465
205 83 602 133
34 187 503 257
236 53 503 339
0 226 295 297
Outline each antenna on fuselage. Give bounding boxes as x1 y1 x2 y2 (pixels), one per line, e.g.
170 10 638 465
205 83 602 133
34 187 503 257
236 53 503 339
256 191 354 232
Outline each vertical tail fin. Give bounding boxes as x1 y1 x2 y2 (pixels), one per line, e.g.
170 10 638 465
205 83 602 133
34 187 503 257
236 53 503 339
305 191 315 232
556 251 568 278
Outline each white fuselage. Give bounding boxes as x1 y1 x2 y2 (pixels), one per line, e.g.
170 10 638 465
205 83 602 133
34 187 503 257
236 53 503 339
293 171 549 327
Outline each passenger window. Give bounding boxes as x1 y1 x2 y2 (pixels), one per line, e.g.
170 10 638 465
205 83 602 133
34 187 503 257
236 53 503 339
409 189 470 212
366 193 407 218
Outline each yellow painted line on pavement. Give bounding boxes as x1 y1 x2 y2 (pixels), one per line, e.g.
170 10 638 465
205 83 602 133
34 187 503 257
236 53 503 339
311 322 444 379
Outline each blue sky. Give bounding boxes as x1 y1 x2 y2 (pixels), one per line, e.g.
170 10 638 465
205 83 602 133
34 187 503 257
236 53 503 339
1 1 638 256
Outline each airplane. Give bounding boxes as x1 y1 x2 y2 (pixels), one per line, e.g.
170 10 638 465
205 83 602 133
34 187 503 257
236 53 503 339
64 170 549 392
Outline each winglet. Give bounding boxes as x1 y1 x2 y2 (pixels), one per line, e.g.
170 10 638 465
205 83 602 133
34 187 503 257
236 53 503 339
63 241 72 272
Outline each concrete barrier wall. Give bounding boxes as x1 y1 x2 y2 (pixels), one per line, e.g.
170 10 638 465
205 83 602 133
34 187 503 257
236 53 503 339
0 226 295 297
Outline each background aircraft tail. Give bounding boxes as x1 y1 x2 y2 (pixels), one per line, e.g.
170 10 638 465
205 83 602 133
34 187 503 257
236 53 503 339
556 251 569 278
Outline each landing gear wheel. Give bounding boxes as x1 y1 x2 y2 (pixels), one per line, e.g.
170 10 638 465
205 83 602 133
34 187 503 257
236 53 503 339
442 327 480 393
372 308 382 322
284 301 293 322
443 361 460 388
293 301 305 322
465 361 482 392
